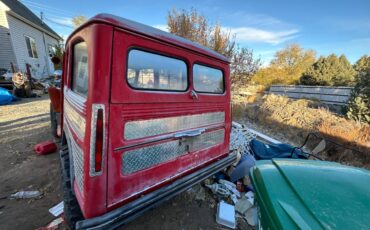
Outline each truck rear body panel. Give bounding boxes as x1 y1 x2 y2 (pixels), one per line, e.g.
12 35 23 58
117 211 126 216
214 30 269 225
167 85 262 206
61 13 232 223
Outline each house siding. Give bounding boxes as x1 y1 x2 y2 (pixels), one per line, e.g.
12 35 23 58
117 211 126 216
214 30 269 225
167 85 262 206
6 14 59 78
0 4 17 70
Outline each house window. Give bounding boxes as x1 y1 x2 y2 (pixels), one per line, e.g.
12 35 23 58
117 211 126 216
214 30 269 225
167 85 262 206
48 44 56 57
25 36 38 58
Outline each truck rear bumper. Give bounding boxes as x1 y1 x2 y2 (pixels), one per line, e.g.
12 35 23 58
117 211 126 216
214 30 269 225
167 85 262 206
76 152 236 230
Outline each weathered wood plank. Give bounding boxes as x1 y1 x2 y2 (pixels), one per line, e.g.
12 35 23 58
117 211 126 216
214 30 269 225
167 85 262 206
269 85 353 105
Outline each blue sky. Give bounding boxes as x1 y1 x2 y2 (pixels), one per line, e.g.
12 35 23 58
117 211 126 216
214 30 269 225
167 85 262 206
20 0 370 65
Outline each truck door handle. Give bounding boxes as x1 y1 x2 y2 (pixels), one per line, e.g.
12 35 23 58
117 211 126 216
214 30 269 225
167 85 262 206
174 128 205 138
190 90 198 100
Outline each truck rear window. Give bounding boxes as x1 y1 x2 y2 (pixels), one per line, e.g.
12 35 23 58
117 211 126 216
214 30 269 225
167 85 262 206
72 42 88 96
127 49 187 91
193 64 224 94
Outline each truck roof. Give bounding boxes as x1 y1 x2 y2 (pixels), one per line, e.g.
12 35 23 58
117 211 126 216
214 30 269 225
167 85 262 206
68 13 230 63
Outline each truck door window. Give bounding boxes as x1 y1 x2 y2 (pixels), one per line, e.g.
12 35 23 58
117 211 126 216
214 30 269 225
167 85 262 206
127 49 187 91
193 64 224 94
72 42 88 96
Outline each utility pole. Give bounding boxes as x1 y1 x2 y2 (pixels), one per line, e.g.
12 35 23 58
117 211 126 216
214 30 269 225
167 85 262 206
40 12 44 24
40 11 51 77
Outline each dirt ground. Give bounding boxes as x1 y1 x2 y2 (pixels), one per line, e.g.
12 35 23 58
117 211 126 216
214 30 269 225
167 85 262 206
0 95 249 230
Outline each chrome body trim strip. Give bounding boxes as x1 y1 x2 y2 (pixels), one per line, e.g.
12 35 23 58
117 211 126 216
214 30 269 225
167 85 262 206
89 104 106 177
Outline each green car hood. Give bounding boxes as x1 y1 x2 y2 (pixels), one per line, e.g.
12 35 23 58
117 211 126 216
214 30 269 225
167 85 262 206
250 159 370 229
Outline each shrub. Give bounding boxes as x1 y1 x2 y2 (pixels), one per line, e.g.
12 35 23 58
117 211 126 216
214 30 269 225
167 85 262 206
346 55 370 124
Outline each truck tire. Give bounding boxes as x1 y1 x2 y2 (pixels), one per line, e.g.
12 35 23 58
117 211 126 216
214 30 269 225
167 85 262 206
50 103 58 137
60 145 84 229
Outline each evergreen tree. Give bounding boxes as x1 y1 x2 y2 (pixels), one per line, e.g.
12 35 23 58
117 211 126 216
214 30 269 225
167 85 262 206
300 54 356 86
354 55 370 73
346 55 370 123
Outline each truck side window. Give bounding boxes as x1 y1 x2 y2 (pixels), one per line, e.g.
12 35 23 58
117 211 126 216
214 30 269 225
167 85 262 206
72 42 88 96
127 49 187 91
193 64 224 94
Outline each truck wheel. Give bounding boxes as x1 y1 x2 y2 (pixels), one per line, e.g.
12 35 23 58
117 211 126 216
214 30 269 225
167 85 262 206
60 145 84 229
50 103 58 137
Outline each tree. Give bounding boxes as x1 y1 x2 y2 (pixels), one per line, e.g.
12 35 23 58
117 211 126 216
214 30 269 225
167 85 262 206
167 8 235 57
72 15 87 28
271 44 316 73
354 55 370 74
252 44 315 86
230 46 261 86
167 8 260 88
53 44 64 70
346 55 370 123
300 54 356 86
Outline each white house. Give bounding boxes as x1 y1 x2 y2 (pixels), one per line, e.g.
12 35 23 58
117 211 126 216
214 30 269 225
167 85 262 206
0 0 61 78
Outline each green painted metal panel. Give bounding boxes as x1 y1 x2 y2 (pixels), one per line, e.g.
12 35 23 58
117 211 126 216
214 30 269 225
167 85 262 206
250 159 370 229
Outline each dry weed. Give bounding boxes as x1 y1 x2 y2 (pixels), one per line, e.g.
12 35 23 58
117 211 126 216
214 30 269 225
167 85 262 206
243 94 370 167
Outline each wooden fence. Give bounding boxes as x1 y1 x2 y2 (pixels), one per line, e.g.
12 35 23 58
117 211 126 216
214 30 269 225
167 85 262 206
269 85 354 106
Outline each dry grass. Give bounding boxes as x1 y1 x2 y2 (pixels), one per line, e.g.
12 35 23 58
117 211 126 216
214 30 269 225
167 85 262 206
319 119 370 150
232 85 265 104
241 94 370 168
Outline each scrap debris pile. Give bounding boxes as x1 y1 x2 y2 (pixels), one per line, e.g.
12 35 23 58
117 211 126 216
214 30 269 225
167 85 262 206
201 122 259 229
0 71 61 105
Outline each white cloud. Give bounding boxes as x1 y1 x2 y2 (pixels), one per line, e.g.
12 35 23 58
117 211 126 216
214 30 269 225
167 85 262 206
152 23 299 45
225 27 299 45
228 11 288 28
153 24 168 32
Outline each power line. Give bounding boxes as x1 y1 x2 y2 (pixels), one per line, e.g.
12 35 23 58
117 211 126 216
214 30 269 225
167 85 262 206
20 0 74 16
23 4 74 18
44 17 74 29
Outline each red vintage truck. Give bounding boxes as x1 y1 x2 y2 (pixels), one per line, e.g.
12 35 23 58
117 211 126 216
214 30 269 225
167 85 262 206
50 14 236 229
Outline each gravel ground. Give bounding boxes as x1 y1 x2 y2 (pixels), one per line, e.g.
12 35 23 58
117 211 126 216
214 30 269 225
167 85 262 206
0 95 62 230
0 95 250 230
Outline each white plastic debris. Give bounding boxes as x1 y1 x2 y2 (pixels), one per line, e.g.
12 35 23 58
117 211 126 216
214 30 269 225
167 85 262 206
230 122 256 154
9 190 41 199
49 201 64 217
216 201 236 229
42 216 65 229
245 207 258 226
206 181 241 204
206 184 231 197
245 191 254 205
219 179 241 198
230 194 239 205
235 197 253 215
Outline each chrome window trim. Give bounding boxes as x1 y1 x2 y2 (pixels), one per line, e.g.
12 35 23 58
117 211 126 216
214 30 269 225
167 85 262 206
89 104 106 177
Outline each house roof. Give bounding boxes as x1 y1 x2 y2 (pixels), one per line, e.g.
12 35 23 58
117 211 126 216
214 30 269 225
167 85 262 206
69 14 229 63
1 0 61 40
